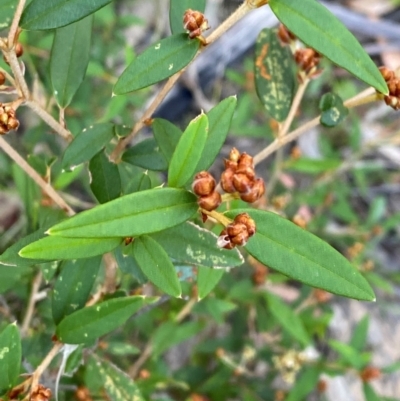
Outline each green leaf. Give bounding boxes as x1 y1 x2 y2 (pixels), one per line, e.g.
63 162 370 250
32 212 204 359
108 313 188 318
285 366 320 401
228 209 375 301
0 323 21 394
269 0 388 94
46 188 198 238
319 93 349 127
195 96 238 172
62 123 114 170
125 171 152 194
363 383 381 401
20 0 112 30
350 315 369 352
0 229 50 266
329 340 370 369
254 28 295 122
52 256 102 324
50 16 93 108
19 236 122 260
89 150 121 204
168 113 208 187
93 356 145 401
56 295 152 344
169 0 206 34
122 138 168 171
152 118 182 163
0 0 17 31
197 266 225 300
151 321 204 357
265 292 310 346
286 158 341 174
113 34 200 95
0 265 31 294
150 222 244 268
132 235 181 297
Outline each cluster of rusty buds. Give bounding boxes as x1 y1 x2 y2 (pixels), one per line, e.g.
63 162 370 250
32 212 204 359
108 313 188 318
218 213 256 249
183 9 209 39
379 66 400 110
0 103 19 135
192 171 222 211
294 48 321 75
277 24 296 44
360 366 381 382
221 148 265 203
30 384 52 401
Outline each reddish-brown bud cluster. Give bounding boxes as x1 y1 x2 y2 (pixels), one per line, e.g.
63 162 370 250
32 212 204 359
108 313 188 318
218 213 256 249
379 66 400 110
192 171 221 211
183 9 209 39
294 48 321 74
75 386 93 401
0 72 5 86
0 103 19 135
360 366 381 382
30 384 52 401
221 148 265 203
277 24 296 44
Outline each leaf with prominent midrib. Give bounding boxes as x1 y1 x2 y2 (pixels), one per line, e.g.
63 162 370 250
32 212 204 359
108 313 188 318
46 188 198 238
21 0 112 30
52 256 102 324
132 235 181 297
113 34 200 95
226 209 375 301
56 296 153 344
168 113 208 188
19 236 122 260
254 28 295 122
269 0 388 94
50 16 93 108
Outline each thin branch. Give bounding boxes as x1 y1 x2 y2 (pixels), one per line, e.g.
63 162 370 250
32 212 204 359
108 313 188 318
8 0 26 46
7 51 29 98
20 271 42 337
25 100 73 142
0 136 75 216
110 0 256 162
254 87 380 166
28 342 63 398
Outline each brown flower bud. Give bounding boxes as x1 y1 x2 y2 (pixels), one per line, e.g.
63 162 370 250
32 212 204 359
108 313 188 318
277 24 296 44
317 379 328 393
227 222 249 246
197 190 221 211
15 42 23 58
360 366 381 382
0 126 7 135
0 72 5 86
183 9 209 39
237 153 254 169
217 229 235 249
235 164 255 179
224 159 237 170
388 78 398 95
313 288 332 303
7 117 19 131
379 66 394 82
232 172 253 193
192 171 216 196
0 112 8 126
229 147 240 163
234 213 256 236
220 168 236 193
240 178 265 203
292 214 307 229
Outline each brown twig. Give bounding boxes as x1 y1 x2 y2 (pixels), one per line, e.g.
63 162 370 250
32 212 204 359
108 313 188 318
20 271 43 337
8 0 26 46
110 0 256 162
254 87 379 166
0 136 75 216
